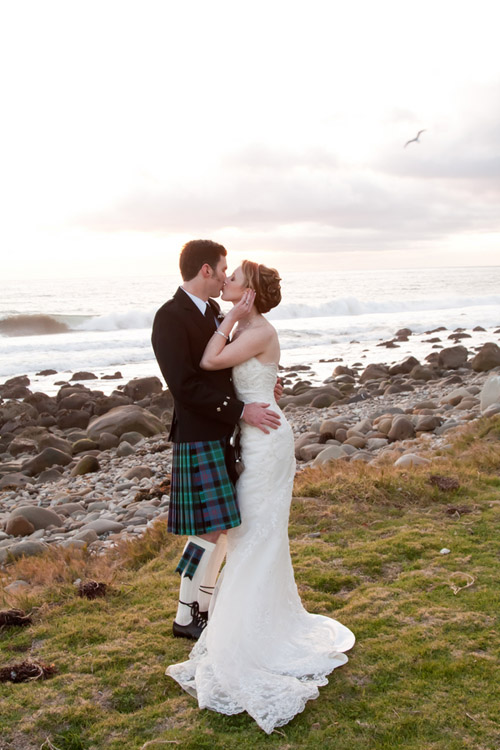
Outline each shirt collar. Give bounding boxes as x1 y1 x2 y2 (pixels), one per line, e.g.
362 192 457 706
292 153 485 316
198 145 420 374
180 287 209 316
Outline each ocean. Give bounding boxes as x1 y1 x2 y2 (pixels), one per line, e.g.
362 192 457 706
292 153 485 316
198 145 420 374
1 266 499 395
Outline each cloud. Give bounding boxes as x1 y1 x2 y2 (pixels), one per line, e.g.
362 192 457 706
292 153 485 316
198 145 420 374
73 80 500 254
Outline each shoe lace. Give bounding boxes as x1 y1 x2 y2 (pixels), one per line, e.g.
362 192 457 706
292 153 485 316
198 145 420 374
179 600 208 630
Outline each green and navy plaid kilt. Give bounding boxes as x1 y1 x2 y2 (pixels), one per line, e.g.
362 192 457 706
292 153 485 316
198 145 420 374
168 438 241 536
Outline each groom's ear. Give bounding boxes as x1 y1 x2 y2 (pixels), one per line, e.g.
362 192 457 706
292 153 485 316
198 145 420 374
200 263 214 279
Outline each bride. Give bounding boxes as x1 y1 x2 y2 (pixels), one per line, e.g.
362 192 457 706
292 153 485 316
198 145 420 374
166 260 355 734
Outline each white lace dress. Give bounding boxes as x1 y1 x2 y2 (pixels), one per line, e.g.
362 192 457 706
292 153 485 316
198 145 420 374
166 357 355 734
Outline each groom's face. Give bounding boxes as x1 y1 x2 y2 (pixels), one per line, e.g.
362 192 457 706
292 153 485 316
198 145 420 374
207 256 227 297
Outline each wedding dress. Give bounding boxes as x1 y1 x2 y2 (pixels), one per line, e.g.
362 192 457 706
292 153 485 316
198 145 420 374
166 357 355 734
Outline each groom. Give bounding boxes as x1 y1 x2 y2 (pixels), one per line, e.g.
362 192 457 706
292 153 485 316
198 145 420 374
152 239 281 640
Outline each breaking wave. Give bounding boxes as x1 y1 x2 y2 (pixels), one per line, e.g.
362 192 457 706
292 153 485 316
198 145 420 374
0 314 70 337
2 293 499 337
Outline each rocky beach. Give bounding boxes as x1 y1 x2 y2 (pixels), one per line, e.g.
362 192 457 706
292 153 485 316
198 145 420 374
1 324 500 571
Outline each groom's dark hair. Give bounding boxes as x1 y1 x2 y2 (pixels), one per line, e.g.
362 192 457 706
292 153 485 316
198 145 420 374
179 239 227 281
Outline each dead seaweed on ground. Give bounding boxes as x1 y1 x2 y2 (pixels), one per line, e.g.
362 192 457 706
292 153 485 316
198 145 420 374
428 474 461 491
78 580 107 600
133 478 171 503
0 608 33 628
0 659 57 683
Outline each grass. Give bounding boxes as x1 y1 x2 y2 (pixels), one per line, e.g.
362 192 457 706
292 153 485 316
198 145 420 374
0 416 499 750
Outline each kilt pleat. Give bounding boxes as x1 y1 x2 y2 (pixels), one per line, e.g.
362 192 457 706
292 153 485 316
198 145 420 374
168 439 241 536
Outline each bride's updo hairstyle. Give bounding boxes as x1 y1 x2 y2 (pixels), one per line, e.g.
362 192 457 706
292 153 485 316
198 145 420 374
241 260 282 314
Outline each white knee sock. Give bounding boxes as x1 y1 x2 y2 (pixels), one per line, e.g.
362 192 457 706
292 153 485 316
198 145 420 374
175 536 216 625
198 534 227 614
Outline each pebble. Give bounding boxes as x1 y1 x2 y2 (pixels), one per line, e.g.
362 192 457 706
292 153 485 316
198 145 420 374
0 344 498 563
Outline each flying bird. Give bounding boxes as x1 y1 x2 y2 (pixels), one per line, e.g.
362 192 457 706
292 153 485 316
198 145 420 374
404 129 426 148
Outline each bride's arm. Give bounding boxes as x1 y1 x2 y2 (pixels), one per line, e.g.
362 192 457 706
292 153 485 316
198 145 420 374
201 290 272 370
201 325 271 370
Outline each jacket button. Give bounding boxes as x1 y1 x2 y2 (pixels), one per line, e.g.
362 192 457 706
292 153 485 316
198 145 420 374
216 407 221 412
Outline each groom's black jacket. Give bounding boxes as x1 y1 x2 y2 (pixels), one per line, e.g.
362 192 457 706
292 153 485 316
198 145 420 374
152 287 244 442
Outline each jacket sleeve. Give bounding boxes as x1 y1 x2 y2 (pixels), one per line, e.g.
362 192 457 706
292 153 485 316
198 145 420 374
152 306 244 427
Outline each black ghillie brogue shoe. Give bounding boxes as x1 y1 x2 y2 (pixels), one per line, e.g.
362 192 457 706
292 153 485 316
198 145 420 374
172 601 208 641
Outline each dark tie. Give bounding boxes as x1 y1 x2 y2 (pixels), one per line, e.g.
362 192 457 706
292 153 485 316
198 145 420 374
205 303 217 332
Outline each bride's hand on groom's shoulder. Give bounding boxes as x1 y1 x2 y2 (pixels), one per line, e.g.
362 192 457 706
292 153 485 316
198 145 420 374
242 402 281 434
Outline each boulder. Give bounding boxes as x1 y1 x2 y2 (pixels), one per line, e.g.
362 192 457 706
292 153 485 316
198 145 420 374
72 438 99 454
480 374 500 413
56 384 91 402
375 417 393 435
70 371 98 381
56 410 91 430
71 455 100 476
311 393 336 408
22 447 72 476
366 438 389 450
388 356 420 376
87 405 165 439
116 441 135 457
93 394 133 416
119 431 145 446
5 516 35 537
442 387 473 406
319 419 344 436
6 540 49 560
395 328 412 338
73 528 99 543
2 374 30 388
294 432 320 459
300 443 326 461
471 342 500 372
58 392 94 411
9 505 64 529
37 468 64 483
387 416 416 442
98 432 120 450
438 345 468 370
350 418 372 434
345 435 366 449
482 403 500 418
394 454 431 468
0 472 31 489
123 376 163 402
359 363 389 383
415 415 443 432
8 437 38 457
409 365 435 381
0 401 38 429
333 365 355 376
79 519 125 535
123 465 153 481
23 392 57 414
2 385 31 399
37 434 72 454
312 445 346 466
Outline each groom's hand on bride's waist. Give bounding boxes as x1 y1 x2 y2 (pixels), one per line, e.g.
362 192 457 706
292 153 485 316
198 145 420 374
242 403 281 434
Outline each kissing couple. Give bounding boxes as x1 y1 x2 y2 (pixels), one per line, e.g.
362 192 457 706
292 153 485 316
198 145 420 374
152 239 354 734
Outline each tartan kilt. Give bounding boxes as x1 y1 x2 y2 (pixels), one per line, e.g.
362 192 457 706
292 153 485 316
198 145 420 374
168 438 241 536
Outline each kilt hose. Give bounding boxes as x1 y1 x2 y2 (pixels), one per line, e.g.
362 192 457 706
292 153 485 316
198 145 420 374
168 438 241 536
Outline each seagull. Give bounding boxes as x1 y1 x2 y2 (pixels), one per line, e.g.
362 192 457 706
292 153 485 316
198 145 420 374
404 129 426 148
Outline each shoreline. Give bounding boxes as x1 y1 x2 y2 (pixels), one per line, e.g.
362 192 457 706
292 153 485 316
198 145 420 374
1 321 499 398
1 331 500 565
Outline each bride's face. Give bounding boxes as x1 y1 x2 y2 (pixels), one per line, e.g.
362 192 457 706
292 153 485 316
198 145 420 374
221 266 249 303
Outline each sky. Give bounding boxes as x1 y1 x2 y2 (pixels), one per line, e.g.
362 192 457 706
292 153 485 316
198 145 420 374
1 0 499 279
